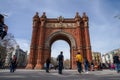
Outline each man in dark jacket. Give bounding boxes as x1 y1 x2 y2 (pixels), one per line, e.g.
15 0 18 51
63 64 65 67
9 58 14 73
113 54 120 73
84 57 89 73
57 51 64 74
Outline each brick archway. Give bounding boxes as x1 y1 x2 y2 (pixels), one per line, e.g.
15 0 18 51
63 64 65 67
45 31 76 69
45 31 76 49
26 12 92 69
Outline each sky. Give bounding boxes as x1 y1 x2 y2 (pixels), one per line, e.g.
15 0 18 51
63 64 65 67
0 0 120 59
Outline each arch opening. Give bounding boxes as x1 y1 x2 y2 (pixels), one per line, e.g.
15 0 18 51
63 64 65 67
45 31 76 49
51 40 70 69
44 31 77 69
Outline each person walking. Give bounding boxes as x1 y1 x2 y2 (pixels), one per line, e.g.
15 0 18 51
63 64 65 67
57 51 64 74
113 53 120 73
46 57 51 73
91 61 94 71
9 58 14 73
12 55 17 71
84 57 89 73
76 52 83 73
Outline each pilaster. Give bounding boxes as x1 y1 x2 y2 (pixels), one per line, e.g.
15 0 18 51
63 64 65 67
82 12 92 62
26 12 40 69
35 12 46 69
75 12 83 56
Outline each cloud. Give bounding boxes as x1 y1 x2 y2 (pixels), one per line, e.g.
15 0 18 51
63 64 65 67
90 22 120 53
0 0 120 57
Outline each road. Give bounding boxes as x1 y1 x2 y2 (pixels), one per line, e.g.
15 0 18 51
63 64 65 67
0 69 120 80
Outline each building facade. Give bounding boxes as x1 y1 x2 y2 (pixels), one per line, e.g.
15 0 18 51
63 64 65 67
102 48 120 63
92 52 101 63
5 45 27 67
26 12 92 69
14 46 27 67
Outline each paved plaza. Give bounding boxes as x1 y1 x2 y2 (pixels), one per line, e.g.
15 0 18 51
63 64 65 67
0 69 120 80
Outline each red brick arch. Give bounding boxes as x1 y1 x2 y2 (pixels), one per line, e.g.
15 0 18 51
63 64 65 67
26 12 92 69
45 31 76 49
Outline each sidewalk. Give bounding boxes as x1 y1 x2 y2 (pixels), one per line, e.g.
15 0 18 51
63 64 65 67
0 69 119 80
0 69 117 73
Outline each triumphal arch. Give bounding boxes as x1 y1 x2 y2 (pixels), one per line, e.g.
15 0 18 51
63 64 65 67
26 12 92 69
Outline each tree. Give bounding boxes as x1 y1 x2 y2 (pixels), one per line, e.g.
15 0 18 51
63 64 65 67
0 45 6 60
0 33 17 49
64 59 70 69
51 57 58 66
0 33 17 66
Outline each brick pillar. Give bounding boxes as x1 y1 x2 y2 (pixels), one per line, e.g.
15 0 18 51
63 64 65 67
26 12 39 69
82 13 92 62
44 48 50 63
81 22 86 58
75 12 83 56
35 12 46 69
71 48 77 69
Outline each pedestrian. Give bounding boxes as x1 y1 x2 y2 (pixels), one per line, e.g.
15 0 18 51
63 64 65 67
12 55 17 71
0 14 8 39
84 57 89 73
91 61 94 71
113 53 120 73
13 55 17 61
76 52 83 73
98 62 103 70
57 51 64 74
46 57 51 73
9 58 14 73
110 63 115 70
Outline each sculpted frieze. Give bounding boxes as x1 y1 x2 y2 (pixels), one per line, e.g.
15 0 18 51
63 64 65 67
45 23 76 28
